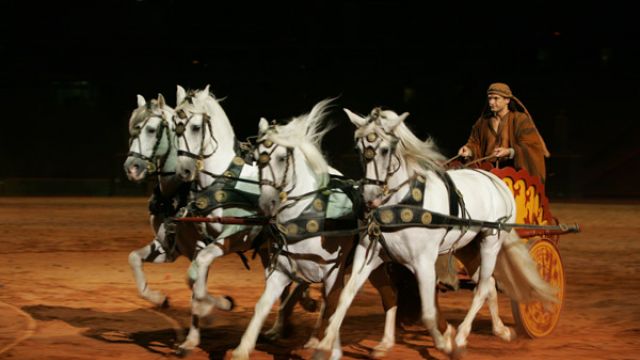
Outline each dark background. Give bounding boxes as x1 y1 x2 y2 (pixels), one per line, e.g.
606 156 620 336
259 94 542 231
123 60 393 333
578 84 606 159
1 1 638 198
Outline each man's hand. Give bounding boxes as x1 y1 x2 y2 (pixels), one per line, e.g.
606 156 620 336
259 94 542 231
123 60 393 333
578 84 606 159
493 147 512 158
458 146 472 158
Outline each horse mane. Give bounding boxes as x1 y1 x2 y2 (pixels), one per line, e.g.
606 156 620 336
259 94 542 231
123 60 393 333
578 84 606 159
128 99 173 132
355 109 446 176
262 98 336 186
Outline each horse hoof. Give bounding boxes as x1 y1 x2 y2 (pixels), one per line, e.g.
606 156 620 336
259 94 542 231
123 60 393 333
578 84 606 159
370 348 388 359
161 297 170 308
304 337 319 349
174 346 190 358
450 345 466 360
223 295 235 311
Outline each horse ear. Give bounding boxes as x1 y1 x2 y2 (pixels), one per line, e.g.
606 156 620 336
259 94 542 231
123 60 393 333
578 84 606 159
137 94 146 108
197 84 211 101
382 112 409 132
258 117 269 134
344 108 367 127
177 85 186 104
157 94 166 108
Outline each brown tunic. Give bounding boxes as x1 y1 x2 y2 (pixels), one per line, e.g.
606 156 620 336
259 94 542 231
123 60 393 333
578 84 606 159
464 111 548 182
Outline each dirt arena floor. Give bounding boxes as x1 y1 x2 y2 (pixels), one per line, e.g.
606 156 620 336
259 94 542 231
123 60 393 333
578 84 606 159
1 197 639 360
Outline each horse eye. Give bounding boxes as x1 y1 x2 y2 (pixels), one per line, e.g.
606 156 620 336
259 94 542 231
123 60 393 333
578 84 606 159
146 127 156 134
277 155 286 163
191 125 201 132
381 147 389 156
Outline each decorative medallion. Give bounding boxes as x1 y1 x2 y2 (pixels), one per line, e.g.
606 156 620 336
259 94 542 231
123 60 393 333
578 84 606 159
313 198 325 212
380 209 394 224
195 159 204 171
412 188 423 202
417 175 426 183
214 190 227 202
263 140 273 148
146 162 156 173
279 191 288 202
364 147 376 160
195 196 208 209
322 189 332 196
175 122 185 135
224 171 234 178
401 208 414 222
421 212 432 225
233 156 245 166
258 153 270 167
177 109 187 119
286 223 298 236
306 220 319 233
366 132 378 142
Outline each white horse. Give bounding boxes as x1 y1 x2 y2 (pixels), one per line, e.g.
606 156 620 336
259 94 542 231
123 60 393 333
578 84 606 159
173 85 314 354
123 93 233 352
231 99 398 360
314 108 558 358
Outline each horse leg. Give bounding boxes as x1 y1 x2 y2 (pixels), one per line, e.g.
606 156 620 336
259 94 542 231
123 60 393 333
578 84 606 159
454 234 501 355
487 276 516 341
313 242 382 360
368 264 398 358
128 226 174 307
455 237 515 342
262 282 307 340
231 270 292 360
176 244 232 355
414 255 455 357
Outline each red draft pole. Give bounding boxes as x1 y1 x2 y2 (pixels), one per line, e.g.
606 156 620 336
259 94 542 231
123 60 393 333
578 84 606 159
172 216 269 226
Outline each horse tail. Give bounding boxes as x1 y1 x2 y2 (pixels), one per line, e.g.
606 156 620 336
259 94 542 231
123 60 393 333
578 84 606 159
493 230 559 304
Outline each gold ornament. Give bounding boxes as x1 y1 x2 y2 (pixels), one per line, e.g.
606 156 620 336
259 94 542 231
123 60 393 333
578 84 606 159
421 212 432 225
366 132 378 142
306 220 319 233
380 209 394 224
286 223 298 235
313 198 325 211
412 188 423 202
401 208 414 222
146 162 156 173
263 140 273 148
195 196 208 209
233 156 245 166
214 190 227 202
279 191 288 202
195 159 204 171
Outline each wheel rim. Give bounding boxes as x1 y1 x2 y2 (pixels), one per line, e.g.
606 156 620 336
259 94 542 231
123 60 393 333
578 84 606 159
515 239 565 338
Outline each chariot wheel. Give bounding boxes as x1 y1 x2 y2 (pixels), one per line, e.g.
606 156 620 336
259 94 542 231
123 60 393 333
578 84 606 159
511 238 565 338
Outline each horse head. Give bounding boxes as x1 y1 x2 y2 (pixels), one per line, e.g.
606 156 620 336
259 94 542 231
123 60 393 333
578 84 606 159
173 84 235 184
255 99 334 217
345 107 408 204
124 94 175 182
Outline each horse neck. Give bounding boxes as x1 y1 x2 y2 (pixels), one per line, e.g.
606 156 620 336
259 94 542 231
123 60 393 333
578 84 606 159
197 138 237 188
277 149 324 223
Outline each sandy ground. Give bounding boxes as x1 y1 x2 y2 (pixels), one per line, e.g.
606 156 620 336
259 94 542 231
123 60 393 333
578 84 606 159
0 197 639 360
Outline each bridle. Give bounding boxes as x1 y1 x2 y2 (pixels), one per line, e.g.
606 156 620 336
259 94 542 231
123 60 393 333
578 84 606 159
357 129 402 192
256 138 297 202
128 110 171 175
173 107 219 173
356 109 416 207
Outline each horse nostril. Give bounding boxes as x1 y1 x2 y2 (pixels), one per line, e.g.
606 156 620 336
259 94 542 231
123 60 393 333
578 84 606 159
132 164 139 170
183 169 191 176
